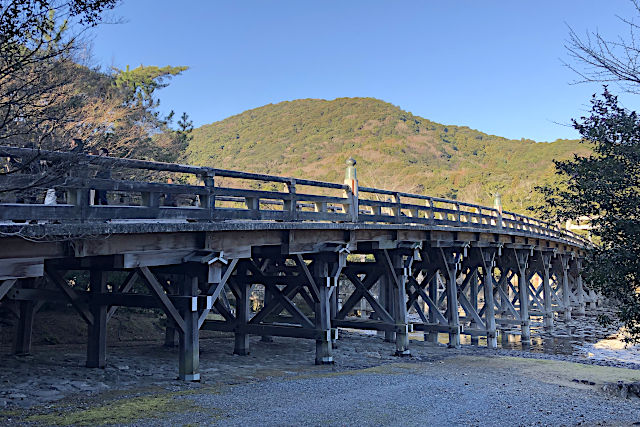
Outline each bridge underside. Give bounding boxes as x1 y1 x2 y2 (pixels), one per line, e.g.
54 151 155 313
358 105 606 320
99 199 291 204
0 223 592 381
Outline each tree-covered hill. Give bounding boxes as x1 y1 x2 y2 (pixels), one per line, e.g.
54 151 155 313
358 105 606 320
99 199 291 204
186 97 589 213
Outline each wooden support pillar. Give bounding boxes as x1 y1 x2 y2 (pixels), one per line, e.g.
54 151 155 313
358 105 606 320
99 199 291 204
441 248 460 348
498 268 509 316
479 248 497 349
380 274 395 342
469 269 479 346
330 282 339 342
313 257 335 364
164 319 178 347
541 252 554 330
87 270 107 368
14 278 36 356
575 258 586 316
375 277 385 339
513 248 531 342
234 281 251 356
315 279 334 364
388 250 410 356
560 255 572 321
260 287 274 343
588 289 598 309
427 273 439 343
179 275 200 381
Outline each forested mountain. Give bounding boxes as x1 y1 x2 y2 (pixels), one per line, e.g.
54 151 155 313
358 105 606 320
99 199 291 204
187 98 590 213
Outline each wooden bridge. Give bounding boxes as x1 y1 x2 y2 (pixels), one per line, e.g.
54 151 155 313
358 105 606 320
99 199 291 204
0 146 594 381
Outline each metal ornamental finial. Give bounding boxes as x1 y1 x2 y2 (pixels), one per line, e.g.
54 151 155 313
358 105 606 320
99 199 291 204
345 157 357 181
493 192 502 214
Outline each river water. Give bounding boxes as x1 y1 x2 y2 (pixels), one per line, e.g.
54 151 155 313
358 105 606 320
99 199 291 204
404 310 640 368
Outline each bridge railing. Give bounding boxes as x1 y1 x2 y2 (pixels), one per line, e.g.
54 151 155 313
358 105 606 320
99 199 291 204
0 146 589 247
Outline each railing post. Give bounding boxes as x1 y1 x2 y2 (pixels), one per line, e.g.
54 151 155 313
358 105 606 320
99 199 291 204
200 171 215 220
343 158 358 222
284 178 297 221
494 193 503 229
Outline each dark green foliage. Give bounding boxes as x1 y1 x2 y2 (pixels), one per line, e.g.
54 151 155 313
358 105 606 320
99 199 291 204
540 89 640 343
187 97 589 212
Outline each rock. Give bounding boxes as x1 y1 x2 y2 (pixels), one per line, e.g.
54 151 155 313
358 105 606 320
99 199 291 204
361 351 381 359
69 381 91 389
8 393 26 399
32 390 63 399
629 382 640 398
116 365 130 370
602 382 629 399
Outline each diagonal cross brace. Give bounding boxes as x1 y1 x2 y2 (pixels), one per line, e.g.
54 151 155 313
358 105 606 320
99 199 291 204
406 269 437 308
138 266 186 333
337 269 382 319
0 279 17 302
496 284 521 319
407 278 448 324
45 266 94 326
295 255 320 302
106 270 138 322
344 270 394 323
198 258 239 328
244 261 315 329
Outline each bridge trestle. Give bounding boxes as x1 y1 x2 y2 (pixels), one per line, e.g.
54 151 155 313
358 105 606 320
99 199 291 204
0 147 596 381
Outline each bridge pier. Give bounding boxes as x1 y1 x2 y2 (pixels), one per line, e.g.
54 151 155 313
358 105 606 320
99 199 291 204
427 273 439 343
87 270 108 368
440 248 461 349
14 278 36 356
573 258 586 316
179 275 200 381
380 249 411 356
233 280 251 356
314 278 334 364
560 255 572 321
478 247 497 349
381 274 395 343
468 269 479 346
512 248 531 343
541 251 555 330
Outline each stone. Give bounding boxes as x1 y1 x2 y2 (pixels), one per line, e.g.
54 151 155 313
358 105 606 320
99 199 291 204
8 393 26 399
629 382 640 398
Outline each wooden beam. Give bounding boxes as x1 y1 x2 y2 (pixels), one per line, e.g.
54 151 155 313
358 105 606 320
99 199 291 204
138 266 186 333
0 258 43 280
295 255 320 302
44 266 94 325
344 270 394 324
0 279 17 301
106 270 138 322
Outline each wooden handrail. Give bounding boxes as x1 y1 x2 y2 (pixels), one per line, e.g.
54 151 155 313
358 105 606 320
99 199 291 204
0 145 590 247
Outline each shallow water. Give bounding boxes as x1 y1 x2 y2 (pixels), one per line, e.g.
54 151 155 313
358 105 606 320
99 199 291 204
405 312 640 367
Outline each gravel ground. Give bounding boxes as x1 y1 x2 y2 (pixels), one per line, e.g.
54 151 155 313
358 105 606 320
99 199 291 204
161 357 640 427
1 308 639 426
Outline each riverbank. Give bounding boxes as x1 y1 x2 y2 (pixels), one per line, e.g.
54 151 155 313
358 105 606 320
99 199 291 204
1 322 640 426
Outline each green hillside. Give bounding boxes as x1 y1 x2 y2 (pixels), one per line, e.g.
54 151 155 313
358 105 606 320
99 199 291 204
186 97 589 213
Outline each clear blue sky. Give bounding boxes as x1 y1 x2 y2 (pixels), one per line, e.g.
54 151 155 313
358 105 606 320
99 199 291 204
90 0 640 142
